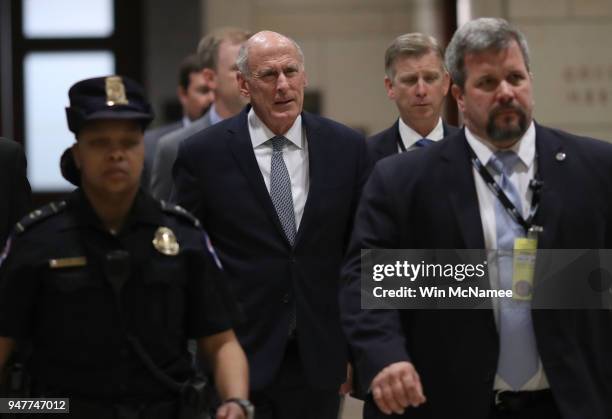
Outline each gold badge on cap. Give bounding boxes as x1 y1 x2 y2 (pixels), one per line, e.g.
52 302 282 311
105 76 129 106
152 227 180 256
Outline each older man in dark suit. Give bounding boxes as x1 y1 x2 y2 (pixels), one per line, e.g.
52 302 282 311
368 33 458 163
173 31 369 419
341 18 612 419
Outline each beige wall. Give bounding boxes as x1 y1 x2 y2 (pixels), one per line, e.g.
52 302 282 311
202 0 612 142
471 0 612 142
202 0 449 136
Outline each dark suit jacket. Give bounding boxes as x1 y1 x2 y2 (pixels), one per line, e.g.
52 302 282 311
142 120 183 192
366 119 459 164
0 138 31 245
341 124 612 418
151 111 213 201
173 106 369 391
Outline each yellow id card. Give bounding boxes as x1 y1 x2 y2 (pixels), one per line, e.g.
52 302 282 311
512 237 537 301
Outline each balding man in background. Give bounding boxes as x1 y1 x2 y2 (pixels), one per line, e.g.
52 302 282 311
173 30 369 419
151 27 250 201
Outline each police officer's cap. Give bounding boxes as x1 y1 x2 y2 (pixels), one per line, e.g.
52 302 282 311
65 75 153 135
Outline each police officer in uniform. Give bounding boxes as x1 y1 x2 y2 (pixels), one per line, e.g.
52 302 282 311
0 76 253 419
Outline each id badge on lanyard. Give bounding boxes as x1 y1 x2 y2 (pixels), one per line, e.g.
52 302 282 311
512 226 542 301
468 147 545 301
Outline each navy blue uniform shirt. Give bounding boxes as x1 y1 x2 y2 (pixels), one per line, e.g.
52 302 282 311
0 189 231 401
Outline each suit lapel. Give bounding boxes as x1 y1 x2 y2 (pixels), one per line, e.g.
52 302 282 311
380 120 401 158
531 124 564 249
381 119 402 156
294 112 322 245
442 121 459 137
442 131 486 248
442 121 451 137
226 108 290 244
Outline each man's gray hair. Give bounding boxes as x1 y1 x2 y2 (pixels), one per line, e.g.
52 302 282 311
236 34 306 77
445 17 530 89
385 33 446 80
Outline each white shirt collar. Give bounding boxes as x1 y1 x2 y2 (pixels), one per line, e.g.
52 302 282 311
182 115 191 127
398 117 444 149
248 107 304 149
465 121 536 170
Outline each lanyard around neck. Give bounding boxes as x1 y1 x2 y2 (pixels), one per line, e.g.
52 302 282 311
397 134 408 152
467 146 542 233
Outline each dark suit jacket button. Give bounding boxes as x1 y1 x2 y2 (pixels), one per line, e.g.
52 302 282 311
282 294 291 303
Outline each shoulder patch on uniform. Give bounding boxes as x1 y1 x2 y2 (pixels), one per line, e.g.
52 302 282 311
160 200 201 228
14 201 67 235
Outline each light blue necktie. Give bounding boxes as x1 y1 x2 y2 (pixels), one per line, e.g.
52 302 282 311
489 150 539 390
270 136 297 335
414 138 435 148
